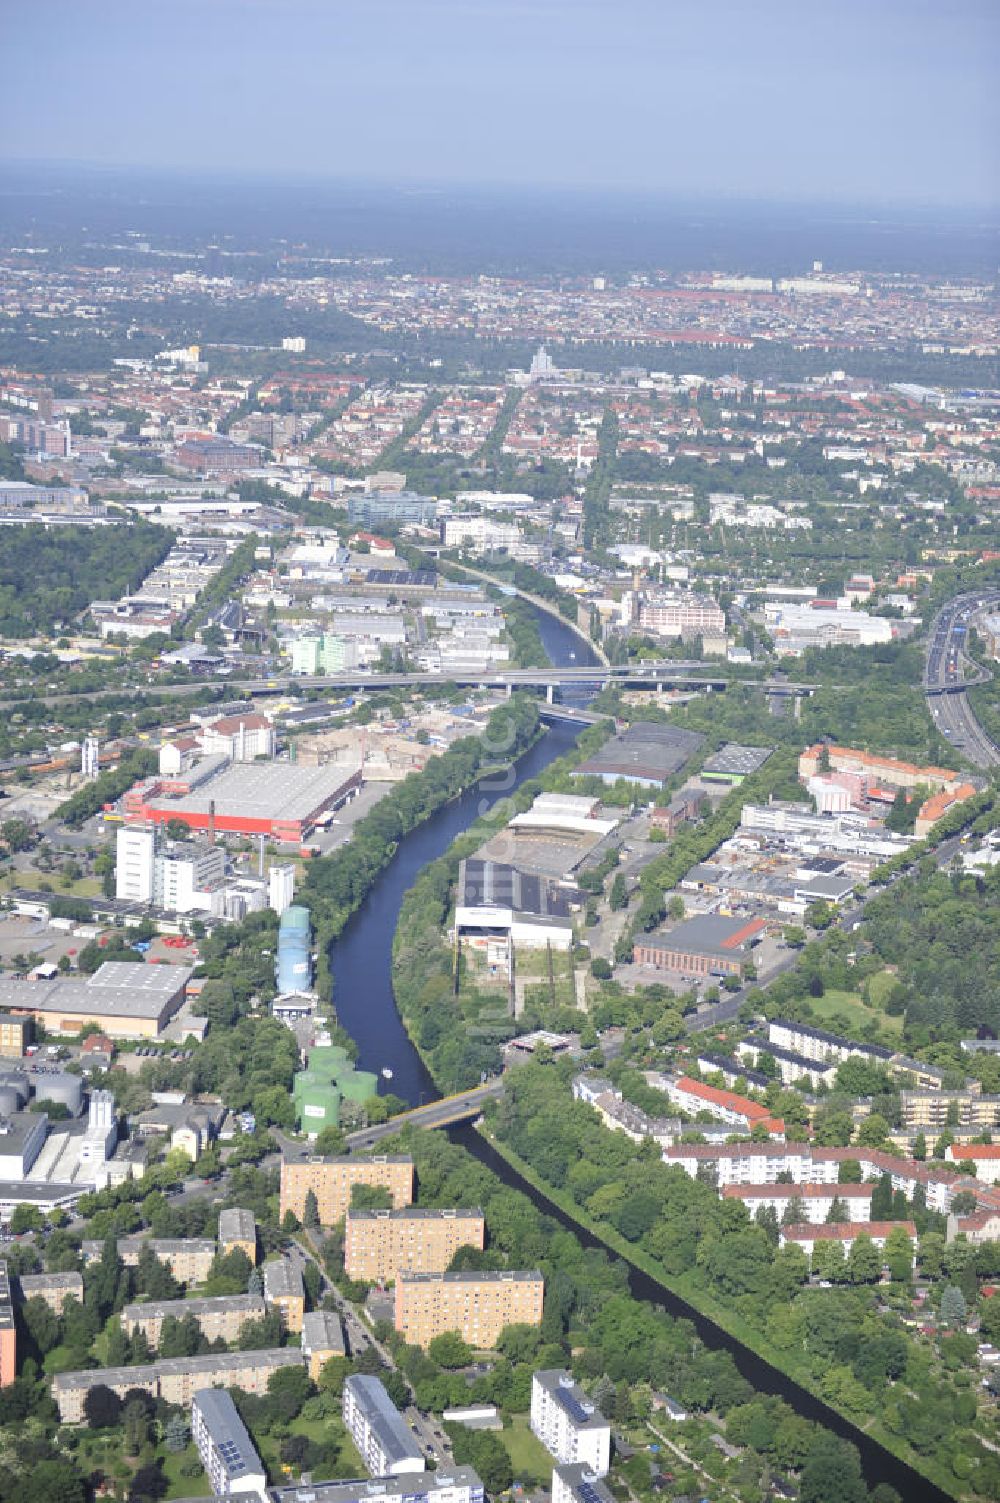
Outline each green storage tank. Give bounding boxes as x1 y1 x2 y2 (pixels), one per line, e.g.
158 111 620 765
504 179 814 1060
294 1071 341 1133
339 1068 379 1104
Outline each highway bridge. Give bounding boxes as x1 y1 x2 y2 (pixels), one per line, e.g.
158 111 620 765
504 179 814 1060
344 1079 504 1150
925 589 1000 770
0 664 818 713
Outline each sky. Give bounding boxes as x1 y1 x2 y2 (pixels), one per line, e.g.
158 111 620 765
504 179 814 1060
2 0 998 208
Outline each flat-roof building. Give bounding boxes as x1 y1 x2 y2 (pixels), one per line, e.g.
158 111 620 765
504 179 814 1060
192 1387 267 1498
301 1309 345 1380
455 860 579 951
342 1374 426 1477
126 761 362 844
218 1208 257 1265
52 1347 303 1424
634 914 766 978
0 961 192 1039
701 743 773 785
279 1155 414 1227
263 1258 305 1332
552 1464 616 1503
576 722 704 788
259 1468 483 1503
530 1371 611 1475
394 1270 544 1350
345 1208 486 1284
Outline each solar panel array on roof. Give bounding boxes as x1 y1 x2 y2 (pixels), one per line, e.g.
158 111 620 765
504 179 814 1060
554 1387 594 1425
365 570 437 587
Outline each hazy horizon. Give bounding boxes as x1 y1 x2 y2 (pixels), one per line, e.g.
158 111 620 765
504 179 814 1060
2 0 998 210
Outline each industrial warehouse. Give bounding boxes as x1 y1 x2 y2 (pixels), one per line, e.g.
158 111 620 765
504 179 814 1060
123 759 362 843
0 961 192 1038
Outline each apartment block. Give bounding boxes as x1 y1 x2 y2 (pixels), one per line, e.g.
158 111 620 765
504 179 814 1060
279 1155 414 1226
530 1371 611 1475
82 1236 217 1285
767 1019 892 1068
552 1465 615 1503
301 1308 346 1381
779 1220 917 1261
192 1387 266 1498
121 1293 265 1350
394 1270 544 1350
262 1468 484 1503
947 1145 1000 1184
342 1374 426 1476
263 1258 305 1333
661 1141 993 1217
344 1208 486 1283
52 1348 304 1424
0 1264 14 1388
900 1091 1000 1132
722 1183 872 1224
17 1270 83 1313
218 1207 258 1265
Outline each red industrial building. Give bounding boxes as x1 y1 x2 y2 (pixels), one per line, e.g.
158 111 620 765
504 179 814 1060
121 761 361 844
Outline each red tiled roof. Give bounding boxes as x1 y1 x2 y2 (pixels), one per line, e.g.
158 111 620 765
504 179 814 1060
723 1182 871 1200
782 1220 916 1242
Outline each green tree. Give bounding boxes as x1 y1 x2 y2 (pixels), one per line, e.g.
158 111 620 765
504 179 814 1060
164 1412 190 1452
940 1284 967 1327
428 1331 474 1368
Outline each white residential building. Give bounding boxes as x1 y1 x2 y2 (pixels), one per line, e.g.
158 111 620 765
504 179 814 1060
552 1465 616 1503
722 1183 873 1224
191 1387 267 1498
531 1372 611 1475
342 1375 425 1477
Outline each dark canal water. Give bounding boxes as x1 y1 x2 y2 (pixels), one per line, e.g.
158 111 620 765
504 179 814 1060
328 604 947 1502
331 607 600 1104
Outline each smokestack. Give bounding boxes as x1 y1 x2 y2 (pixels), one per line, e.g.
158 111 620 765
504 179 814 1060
208 799 216 844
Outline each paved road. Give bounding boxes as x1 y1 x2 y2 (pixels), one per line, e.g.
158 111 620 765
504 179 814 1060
925 588 1000 770
685 830 967 1035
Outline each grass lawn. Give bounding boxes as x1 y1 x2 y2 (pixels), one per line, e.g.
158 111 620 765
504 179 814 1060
159 1445 212 1499
807 987 902 1036
500 1415 553 1485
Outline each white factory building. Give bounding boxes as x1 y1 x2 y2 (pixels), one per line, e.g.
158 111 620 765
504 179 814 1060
116 827 225 913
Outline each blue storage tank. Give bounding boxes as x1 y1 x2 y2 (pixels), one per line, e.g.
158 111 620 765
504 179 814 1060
277 905 313 993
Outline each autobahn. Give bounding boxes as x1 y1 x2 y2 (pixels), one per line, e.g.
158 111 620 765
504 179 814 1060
925 588 1000 770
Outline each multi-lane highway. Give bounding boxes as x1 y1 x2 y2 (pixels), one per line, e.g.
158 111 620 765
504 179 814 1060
925 589 1000 769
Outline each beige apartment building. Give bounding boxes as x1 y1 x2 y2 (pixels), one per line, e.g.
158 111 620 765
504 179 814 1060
900 1092 1000 1132
394 1270 544 1350
82 1237 217 1286
218 1208 257 1265
263 1258 306 1333
344 1208 486 1283
301 1308 345 1380
17 1270 84 1313
279 1154 414 1226
52 1348 303 1423
121 1293 265 1350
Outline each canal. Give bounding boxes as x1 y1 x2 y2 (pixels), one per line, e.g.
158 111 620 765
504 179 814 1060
327 601 947 1502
